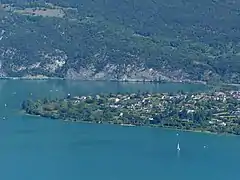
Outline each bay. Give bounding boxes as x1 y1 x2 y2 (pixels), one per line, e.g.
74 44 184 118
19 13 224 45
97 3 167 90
0 80 238 180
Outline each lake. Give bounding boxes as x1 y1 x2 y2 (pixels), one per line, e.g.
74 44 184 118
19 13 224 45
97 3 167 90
0 80 239 180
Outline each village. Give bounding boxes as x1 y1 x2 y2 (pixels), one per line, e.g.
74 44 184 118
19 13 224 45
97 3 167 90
22 90 240 135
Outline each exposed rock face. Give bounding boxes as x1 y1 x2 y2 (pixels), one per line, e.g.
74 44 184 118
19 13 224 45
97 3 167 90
0 44 204 82
65 63 193 83
0 43 208 83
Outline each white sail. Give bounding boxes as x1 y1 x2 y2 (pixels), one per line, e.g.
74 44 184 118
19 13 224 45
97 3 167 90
177 142 180 151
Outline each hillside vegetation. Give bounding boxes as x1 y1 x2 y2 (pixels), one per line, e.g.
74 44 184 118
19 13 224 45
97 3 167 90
0 0 239 83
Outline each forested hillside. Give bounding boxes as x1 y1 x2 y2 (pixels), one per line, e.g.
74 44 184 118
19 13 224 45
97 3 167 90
0 0 239 83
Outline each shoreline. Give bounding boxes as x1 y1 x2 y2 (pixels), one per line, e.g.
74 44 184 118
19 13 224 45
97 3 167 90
1 76 239 87
0 76 207 84
23 113 236 137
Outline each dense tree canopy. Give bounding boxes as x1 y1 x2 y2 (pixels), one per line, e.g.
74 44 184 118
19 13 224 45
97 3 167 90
0 0 239 83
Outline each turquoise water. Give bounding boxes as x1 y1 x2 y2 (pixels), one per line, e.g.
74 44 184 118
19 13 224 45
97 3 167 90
0 80 239 180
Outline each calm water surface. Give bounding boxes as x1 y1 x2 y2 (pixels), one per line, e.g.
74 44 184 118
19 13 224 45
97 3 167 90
0 80 238 180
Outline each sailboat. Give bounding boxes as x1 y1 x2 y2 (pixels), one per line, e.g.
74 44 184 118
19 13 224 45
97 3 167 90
177 142 180 151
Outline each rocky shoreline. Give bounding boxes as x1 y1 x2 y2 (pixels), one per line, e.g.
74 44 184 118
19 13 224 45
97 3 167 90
0 75 207 84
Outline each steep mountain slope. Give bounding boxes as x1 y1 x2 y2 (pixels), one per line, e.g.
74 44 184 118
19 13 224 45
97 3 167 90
0 0 239 83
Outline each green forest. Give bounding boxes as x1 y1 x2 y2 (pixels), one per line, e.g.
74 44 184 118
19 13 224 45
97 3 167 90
0 0 239 83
